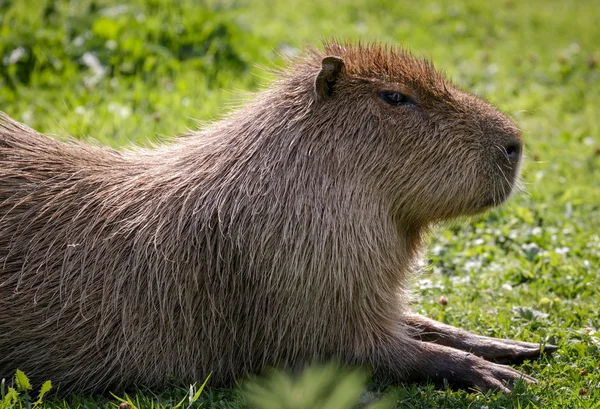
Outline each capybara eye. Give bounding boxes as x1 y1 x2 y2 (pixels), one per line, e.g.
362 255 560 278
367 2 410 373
380 91 417 106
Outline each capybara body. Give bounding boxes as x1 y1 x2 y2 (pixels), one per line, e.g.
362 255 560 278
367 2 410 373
0 42 531 394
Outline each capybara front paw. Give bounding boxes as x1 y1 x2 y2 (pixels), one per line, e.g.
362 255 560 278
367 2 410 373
442 353 537 393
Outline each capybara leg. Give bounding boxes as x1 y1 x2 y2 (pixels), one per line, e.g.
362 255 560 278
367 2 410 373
403 313 557 364
374 338 537 392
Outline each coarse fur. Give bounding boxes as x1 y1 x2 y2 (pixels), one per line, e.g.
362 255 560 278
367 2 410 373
0 41 533 394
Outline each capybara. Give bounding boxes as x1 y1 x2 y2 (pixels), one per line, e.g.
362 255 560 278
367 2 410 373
0 42 554 394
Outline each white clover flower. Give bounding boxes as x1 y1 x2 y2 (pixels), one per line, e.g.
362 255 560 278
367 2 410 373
522 242 540 253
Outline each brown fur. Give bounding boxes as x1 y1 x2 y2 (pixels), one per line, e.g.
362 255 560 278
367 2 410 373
0 42 525 393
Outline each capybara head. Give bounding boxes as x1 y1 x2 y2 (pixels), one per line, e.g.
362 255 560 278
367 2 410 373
288 42 523 226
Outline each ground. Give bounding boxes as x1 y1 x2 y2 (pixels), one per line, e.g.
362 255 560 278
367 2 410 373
0 0 599 408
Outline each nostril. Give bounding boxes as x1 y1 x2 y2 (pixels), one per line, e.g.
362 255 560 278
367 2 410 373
504 142 521 161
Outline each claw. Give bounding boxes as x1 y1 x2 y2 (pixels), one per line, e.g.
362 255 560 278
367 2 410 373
541 343 559 354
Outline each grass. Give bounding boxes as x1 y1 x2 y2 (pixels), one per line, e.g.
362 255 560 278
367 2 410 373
1 0 599 407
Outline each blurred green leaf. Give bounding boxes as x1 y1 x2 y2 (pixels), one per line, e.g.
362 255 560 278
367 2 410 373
34 380 52 407
14 369 31 392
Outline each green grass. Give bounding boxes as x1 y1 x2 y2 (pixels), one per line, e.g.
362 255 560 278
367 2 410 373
1 0 599 407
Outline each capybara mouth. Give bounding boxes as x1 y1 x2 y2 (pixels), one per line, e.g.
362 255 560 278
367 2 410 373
477 178 518 210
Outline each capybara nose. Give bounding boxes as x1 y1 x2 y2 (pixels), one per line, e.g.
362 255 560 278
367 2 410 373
504 140 521 163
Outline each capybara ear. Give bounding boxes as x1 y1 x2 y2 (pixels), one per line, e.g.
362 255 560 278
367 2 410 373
315 56 345 100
